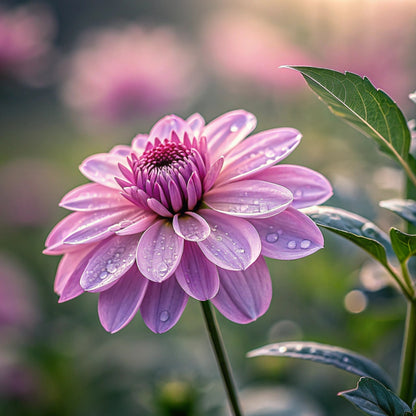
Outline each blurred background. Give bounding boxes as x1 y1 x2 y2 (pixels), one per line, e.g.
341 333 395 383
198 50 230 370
1 0 415 415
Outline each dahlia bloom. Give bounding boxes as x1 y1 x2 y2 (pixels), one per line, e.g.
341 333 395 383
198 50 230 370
44 110 332 333
61 25 197 126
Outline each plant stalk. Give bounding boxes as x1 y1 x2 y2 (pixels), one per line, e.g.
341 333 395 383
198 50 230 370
201 301 244 416
398 300 416 405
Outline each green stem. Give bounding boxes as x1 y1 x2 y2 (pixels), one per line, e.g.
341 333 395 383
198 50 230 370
201 301 244 416
398 301 416 405
385 263 413 302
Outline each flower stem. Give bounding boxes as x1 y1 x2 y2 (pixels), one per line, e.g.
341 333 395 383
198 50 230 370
201 301 244 416
398 300 416 404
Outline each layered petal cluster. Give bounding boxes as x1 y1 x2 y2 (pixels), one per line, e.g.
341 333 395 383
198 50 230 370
61 25 197 126
44 110 332 333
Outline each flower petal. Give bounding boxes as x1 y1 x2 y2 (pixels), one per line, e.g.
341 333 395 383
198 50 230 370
109 145 132 157
211 256 272 323
250 206 324 260
252 165 333 208
204 180 293 218
54 247 91 295
175 242 219 300
79 153 125 189
148 114 193 142
136 219 184 282
203 110 257 161
186 113 205 137
115 211 158 235
218 128 302 184
80 235 139 292
98 264 148 333
131 134 148 153
203 157 224 192
63 207 140 245
140 277 188 333
59 183 129 211
197 209 261 270
172 212 210 241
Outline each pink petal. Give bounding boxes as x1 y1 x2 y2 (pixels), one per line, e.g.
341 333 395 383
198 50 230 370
252 165 333 209
148 114 193 142
203 157 224 192
197 209 261 270
79 153 125 189
204 180 293 218
109 145 132 157
54 246 93 295
44 212 93 255
146 198 173 217
59 183 129 211
98 264 148 333
172 212 210 241
175 241 219 300
186 113 205 137
80 235 139 292
203 110 257 161
211 256 272 324
250 206 324 260
63 208 140 245
140 277 188 334
218 128 302 184
136 219 184 282
115 211 158 235
131 134 148 153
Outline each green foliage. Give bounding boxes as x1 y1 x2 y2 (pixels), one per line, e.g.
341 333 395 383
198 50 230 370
303 206 393 266
380 199 416 228
389 228 416 264
248 342 393 389
339 377 412 416
286 67 411 168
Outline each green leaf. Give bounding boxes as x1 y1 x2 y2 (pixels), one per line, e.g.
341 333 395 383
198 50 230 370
339 377 411 416
380 199 416 228
303 206 393 266
389 228 416 264
247 342 393 389
286 66 411 166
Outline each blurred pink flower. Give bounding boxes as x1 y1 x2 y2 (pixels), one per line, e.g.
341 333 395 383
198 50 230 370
61 25 198 126
44 110 332 333
202 13 315 92
0 4 54 85
0 253 39 330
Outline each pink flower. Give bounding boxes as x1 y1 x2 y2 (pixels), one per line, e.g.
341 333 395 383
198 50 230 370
61 25 198 126
202 13 315 93
44 110 332 333
0 4 54 84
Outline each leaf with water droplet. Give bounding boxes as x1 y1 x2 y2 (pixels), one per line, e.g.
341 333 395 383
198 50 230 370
247 341 393 389
339 377 411 416
303 206 393 267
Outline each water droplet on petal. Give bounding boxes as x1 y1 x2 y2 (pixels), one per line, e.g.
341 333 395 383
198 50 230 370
106 263 118 273
99 271 108 279
265 148 275 158
295 344 303 352
342 356 349 363
278 346 287 353
158 263 168 277
287 240 297 249
294 189 303 198
160 310 170 322
230 124 239 132
300 239 311 249
266 233 279 243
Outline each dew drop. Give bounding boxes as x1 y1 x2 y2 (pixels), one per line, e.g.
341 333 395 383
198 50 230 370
278 346 287 353
300 239 311 249
230 124 239 132
160 310 170 322
158 263 168 277
266 233 279 243
106 263 118 273
265 148 275 158
99 271 108 279
287 240 297 249
294 189 303 198
236 248 245 254
342 356 350 363
295 344 303 352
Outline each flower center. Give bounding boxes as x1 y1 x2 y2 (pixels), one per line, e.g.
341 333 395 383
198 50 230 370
118 136 207 216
